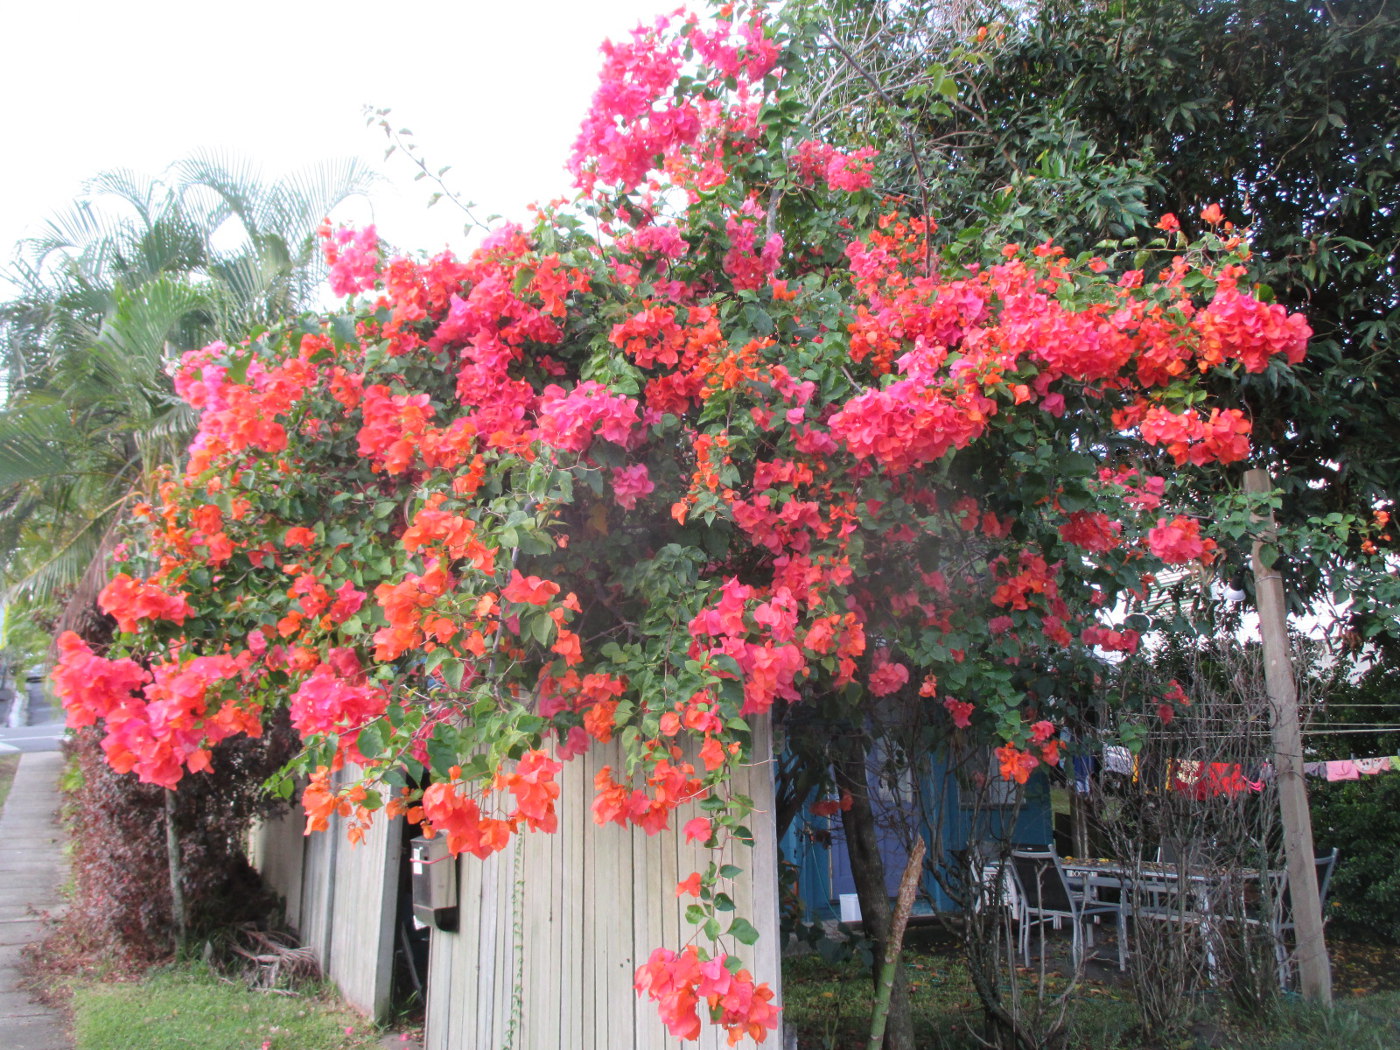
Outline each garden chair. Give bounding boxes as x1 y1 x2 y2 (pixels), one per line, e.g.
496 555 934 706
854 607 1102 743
1270 848 1339 988
1009 849 1127 971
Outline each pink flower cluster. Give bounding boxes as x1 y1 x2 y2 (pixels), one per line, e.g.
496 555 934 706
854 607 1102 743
534 381 641 454
289 664 391 754
791 140 879 192
321 224 381 298
867 648 910 697
97 573 194 634
634 946 779 1044
1146 515 1217 564
568 18 694 193
722 202 783 292
1137 405 1253 466
54 633 259 788
829 381 995 473
688 578 809 714
612 463 655 509
1196 287 1310 373
688 16 779 83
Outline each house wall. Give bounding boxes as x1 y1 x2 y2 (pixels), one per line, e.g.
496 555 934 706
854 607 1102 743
423 717 782 1050
781 750 1055 919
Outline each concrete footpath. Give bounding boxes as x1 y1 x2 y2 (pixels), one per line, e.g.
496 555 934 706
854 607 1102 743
0 750 73 1049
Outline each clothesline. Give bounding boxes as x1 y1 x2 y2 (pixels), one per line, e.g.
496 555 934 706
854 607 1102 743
1090 744 1400 795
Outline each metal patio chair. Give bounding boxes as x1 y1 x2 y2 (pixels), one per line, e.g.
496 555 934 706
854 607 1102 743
1010 849 1127 971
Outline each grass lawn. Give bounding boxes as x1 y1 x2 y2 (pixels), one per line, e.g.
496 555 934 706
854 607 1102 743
781 926 1400 1050
0 752 20 811
70 964 387 1050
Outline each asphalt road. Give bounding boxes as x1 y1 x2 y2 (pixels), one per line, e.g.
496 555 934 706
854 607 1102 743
0 683 65 753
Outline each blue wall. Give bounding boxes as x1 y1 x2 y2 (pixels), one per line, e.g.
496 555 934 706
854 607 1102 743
780 752 1054 919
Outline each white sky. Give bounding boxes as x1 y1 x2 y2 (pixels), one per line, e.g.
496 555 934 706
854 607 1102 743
0 0 674 264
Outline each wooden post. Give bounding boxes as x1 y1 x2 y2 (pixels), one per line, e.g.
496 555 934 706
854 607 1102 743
1244 468 1332 1002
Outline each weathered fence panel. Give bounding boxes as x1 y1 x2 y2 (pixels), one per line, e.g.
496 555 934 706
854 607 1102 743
251 770 401 1020
424 718 782 1050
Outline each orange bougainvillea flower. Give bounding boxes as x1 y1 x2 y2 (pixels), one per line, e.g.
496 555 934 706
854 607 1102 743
502 569 562 606
1199 202 1225 226
996 744 1040 785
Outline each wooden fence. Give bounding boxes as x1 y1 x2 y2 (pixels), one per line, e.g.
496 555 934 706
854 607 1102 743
252 720 781 1049
251 769 401 1019
423 718 781 1050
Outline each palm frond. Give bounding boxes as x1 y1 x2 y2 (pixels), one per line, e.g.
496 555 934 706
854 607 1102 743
0 401 74 487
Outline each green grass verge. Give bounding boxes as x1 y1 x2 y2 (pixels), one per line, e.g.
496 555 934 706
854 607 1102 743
0 752 20 812
70 963 385 1050
782 943 1400 1050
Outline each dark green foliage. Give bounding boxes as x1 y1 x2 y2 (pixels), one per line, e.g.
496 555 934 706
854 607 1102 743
795 0 1399 605
1308 664 1400 943
62 718 297 958
983 0 1400 525
1312 774 1400 944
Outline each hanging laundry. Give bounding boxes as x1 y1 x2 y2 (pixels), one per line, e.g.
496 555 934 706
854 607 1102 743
1355 757 1389 776
1304 762 1327 778
1172 759 1204 786
1104 745 1133 775
1325 759 1360 782
1171 762 1259 798
1391 756 1400 773
1073 754 1095 795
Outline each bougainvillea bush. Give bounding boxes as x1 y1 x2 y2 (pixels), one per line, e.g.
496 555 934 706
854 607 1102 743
53 4 1318 1042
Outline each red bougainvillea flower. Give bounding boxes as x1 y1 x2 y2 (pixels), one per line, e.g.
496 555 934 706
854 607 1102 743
502 569 562 606
1146 515 1218 564
867 649 909 697
97 574 194 634
943 697 975 729
635 945 779 1044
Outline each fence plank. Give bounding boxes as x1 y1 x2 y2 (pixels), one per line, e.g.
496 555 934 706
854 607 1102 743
409 716 781 1049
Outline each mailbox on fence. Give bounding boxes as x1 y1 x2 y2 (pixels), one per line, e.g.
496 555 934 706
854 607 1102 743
410 835 458 932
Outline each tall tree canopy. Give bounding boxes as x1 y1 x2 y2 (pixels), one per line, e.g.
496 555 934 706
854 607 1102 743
790 0 1399 645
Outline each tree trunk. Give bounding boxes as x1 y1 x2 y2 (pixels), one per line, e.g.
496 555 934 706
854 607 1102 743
833 732 916 1050
867 837 926 1050
165 788 186 952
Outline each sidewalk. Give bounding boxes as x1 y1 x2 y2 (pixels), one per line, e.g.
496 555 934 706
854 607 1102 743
0 750 73 1049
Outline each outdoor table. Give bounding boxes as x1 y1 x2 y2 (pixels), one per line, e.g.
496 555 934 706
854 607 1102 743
1060 857 1273 974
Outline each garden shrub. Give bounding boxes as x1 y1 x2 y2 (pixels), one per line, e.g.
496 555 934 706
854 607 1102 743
62 715 297 958
1312 775 1400 944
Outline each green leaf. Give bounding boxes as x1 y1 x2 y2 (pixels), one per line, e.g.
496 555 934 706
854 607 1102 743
356 719 388 758
529 613 554 647
439 658 466 689
727 917 760 945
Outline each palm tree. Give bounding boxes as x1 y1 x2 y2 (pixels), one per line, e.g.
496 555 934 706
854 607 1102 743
0 152 377 640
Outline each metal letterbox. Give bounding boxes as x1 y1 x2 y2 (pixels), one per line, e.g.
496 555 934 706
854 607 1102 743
410 835 458 932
